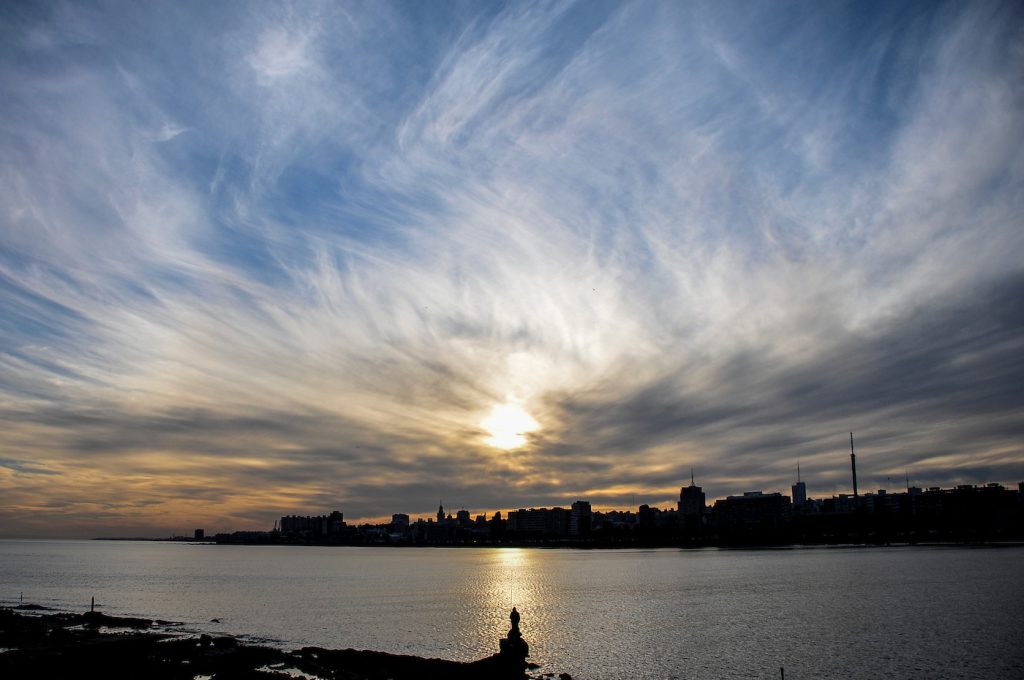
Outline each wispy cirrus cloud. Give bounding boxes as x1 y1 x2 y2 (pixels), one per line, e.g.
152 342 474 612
0 1 1021 537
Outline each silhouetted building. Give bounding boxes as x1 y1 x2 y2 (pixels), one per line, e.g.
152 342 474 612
714 492 792 544
792 462 807 509
390 513 410 531
792 481 807 508
638 504 656 529
508 507 571 538
570 500 592 537
678 481 706 538
489 511 507 541
910 483 1020 541
280 510 346 539
194 529 204 540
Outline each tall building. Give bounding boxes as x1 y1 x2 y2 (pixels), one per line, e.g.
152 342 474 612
678 473 706 537
437 502 445 524
792 480 807 507
570 500 592 537
792 463 807 507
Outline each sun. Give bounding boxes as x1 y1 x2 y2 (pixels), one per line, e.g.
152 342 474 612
482 403 540 450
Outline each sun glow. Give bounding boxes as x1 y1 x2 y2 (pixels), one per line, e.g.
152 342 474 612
482 403 540 450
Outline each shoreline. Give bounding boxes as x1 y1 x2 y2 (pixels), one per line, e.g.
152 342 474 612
91 537 1024 550
0 606 561 680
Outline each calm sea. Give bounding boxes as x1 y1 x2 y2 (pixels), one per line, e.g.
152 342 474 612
0 540 1021 679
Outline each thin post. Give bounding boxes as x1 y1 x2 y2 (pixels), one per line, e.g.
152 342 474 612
780 667 785 680
91 596 95 613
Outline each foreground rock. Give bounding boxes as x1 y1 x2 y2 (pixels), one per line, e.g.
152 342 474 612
0 606 536 680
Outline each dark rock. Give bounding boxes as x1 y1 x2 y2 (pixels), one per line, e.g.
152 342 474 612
213 635 238 649
82 610 154 628
0 606 554 680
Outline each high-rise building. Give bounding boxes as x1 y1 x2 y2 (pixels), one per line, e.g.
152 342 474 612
792 481 807 507
678 474 706 537
570 500 592 537
792 462 808 509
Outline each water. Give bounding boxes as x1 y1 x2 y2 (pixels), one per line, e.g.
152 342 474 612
1 541 1021 679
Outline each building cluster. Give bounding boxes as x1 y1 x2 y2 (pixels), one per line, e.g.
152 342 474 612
684 476 1024 545
205 458 1024 546
277 511 347 540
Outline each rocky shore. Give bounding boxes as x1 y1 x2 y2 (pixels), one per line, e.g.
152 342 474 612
0 605 568 680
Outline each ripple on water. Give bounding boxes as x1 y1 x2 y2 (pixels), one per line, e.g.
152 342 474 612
1 542 1022 679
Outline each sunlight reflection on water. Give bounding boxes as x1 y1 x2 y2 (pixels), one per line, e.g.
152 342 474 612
1 541 1022 679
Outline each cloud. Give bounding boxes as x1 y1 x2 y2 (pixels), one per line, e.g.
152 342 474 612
153 123 188 142
0 1 1021 536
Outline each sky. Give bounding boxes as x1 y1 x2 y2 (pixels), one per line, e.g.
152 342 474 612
1 1 1022 538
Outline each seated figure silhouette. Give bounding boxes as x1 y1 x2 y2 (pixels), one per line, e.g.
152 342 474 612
509 607 521 639
499 606 529 663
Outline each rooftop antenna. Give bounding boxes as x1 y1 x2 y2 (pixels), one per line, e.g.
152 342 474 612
797 460 801 483
690 467 695 486
905 471 910 490
850 432 859 497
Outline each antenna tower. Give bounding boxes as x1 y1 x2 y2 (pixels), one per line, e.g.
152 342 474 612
849 432 859 497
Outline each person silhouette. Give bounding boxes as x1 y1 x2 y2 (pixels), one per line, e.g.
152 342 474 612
509 607 521 639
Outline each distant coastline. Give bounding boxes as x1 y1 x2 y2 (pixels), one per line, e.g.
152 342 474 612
91 536 1024 551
